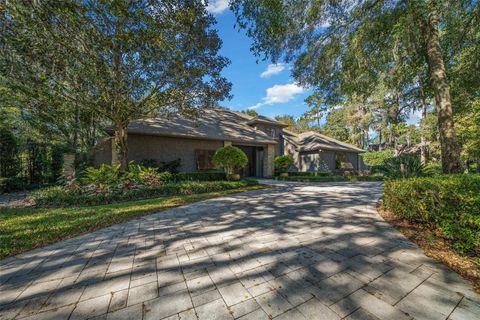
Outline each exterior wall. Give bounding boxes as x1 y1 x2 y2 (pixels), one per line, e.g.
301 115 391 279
93 134 277 177
254 123 284 156
127 134 223 172
263 144 275 178
318 151 336 172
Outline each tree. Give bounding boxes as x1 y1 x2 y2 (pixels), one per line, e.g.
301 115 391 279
240 109 259 117
212 146 248 179
231 0 476 173
304 92 328 128
1 1 231 171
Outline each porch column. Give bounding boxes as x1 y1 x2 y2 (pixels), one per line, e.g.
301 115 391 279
263 144 275 178
223 141 232 147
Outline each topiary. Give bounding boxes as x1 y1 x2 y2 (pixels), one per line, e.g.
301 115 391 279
212 146 248 180
274 155 294 173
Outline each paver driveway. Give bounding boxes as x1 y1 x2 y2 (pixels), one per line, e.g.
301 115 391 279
1 182 478 320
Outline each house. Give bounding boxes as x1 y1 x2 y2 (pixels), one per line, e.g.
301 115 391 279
93 109 365 177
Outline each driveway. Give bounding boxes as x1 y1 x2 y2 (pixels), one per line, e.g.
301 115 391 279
0 182 478 320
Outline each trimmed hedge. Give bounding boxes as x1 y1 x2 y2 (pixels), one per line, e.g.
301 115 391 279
30 179 258 207
277 175 384 182
383 174 480 255
175 171 226 182
287 171 331 177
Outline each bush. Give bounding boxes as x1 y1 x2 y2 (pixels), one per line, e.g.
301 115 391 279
287 171 330 177
30 179 258 206
378 154 423 179
422 162 442 176
212 146 248 178
274 155 294 173
176 171 226 181
384 174 480 255
276 175 384 182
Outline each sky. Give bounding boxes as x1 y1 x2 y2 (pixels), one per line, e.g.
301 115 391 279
208 3 312 119
207 1 420 125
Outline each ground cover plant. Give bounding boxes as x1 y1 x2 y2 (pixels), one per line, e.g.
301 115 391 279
0 184 267 258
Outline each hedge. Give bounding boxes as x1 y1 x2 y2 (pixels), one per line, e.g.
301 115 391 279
286 171 331 177
277 175 384 182
383 174 480 255
175 171 226 182
30 179 258 207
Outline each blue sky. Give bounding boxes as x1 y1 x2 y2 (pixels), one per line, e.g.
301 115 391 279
208 2 421 125
210 4 312 119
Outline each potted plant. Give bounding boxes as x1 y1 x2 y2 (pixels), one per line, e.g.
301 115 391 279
212 146 248 181
274 155 294 177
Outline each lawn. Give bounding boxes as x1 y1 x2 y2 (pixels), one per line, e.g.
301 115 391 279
0 184 267 259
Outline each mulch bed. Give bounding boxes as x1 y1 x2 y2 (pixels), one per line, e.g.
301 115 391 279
377 205 480 294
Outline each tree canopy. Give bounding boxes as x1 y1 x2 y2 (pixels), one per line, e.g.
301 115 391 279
1 0 231 170
231 0 479 173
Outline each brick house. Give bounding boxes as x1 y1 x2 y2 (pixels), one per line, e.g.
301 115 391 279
93 109 365 177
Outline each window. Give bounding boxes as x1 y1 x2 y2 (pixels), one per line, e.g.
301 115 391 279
195 149 216 170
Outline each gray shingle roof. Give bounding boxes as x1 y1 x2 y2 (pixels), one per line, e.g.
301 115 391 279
284 130 364 153
123 109 277 145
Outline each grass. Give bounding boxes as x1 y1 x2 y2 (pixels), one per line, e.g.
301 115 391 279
0 184 267 259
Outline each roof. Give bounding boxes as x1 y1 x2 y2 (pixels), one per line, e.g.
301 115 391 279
284 130 364 153
246 115 289 128
121 109 278 145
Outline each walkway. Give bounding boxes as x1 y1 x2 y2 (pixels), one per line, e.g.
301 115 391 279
0 182 478 319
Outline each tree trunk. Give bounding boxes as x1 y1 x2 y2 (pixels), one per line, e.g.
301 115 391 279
112 122 128 171
419 81 428 165
378 128 382 151
424 8 462 173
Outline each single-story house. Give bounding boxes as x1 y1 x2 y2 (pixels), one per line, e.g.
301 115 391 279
93 109 365 177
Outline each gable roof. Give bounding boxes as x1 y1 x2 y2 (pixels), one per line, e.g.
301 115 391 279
284 130 364 153
123 109 277 145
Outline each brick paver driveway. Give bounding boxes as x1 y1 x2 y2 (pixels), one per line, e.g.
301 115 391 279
1 182 478 320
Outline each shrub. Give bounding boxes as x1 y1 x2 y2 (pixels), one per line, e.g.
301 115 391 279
422 162 442 176
378 154 423 179
212 146 248 178
30 179 258 206
287 171 330 177
384 174 480 255
176 171 226 181
276 174 384 182
274 155 294 173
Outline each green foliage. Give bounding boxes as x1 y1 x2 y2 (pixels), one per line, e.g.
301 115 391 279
176 172 226 182
362 150 395 167
274 155 294 173
30 180 258 207
277 175 384 182
0 127 20 178
384 175 480 255
378 155 424 179
422 162 443 176
212 146 248 176
1 1 231 170
287 172 330 177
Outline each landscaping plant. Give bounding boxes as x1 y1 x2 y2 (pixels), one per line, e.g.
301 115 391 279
384 174 480 255
212 146 248 180
274 155 294 175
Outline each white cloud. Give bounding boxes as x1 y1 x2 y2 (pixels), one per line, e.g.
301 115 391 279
260 63 286 78
249 83 305 110
206 0 229 14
